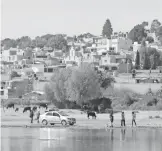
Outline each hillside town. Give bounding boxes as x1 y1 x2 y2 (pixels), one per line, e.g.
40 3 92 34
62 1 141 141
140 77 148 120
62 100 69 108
1 20 162 102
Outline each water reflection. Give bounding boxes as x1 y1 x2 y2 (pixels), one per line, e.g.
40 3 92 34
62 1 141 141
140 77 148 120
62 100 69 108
120 128 126 141
1 128 162 151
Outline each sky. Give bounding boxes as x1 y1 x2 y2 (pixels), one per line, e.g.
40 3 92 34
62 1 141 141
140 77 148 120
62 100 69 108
1 0 162 39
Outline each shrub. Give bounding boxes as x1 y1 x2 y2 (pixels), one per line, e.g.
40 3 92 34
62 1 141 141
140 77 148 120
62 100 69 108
147 98 158 106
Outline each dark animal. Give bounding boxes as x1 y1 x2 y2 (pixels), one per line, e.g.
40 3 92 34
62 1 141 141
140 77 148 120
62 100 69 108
23 107 31 113
15 108 19 112
39 103 48 110
87 111 97 119
6 103 14 109
32 106 37 112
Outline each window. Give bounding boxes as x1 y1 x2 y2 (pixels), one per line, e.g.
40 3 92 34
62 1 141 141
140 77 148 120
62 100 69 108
112 67 117 70
53 113 60 117
104 60 107 62
0 91 4 96
46 112 53 116
48 68 53 73
44 68 47 72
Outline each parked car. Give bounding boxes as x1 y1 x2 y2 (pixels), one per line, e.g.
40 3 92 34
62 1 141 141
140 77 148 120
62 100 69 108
40 111 76 126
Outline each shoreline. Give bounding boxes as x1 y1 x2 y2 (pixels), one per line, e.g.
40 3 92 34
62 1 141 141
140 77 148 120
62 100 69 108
1 125 162 129
1 123 162 129
1 109 162 130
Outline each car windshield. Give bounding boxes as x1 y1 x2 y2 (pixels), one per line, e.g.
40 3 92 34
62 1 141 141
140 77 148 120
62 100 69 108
58 111 68 116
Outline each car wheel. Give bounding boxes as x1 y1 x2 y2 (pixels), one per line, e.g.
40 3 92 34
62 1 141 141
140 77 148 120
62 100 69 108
42 119 48 125
69 123 74 126
61 120 67 126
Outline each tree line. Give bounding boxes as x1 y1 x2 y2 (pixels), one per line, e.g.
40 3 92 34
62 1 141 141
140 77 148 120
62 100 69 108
1 18 162 52
135 40 162 69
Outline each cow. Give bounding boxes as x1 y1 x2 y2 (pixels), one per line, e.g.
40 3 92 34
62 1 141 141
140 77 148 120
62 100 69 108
6 103 15 109
39 103 48 110
87 111 97 119
23 107 31 113
15 108 19 112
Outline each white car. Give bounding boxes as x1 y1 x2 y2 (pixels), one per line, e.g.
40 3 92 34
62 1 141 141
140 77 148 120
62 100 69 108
40 111 76 126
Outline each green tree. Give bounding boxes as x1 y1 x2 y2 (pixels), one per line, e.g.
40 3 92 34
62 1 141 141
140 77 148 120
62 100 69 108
146 36 154 43
98 72 115 89
150 19 161 33
16 81 28 98
135 50 140 69
46 34 68 50
50 68 73 102
16 36 32 49
150 53 156 69
67 64 101 105
1 38 17 49
156 26 162 44
143 51 150 69
44 83 55 103
128 24 147 43
33 36 47 48
102 19 113 39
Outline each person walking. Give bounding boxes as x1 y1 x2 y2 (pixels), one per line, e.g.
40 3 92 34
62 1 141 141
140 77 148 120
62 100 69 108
132 112 137 127
109 111 114 127
121 112 126 127
37 109 40 123
30 109 34 123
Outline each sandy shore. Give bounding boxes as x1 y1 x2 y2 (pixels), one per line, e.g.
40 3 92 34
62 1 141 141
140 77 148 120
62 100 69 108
1 108 162 129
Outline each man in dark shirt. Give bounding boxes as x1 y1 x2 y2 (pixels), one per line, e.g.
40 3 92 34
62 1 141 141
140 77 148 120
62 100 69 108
109 111 114 127
121 112 126 127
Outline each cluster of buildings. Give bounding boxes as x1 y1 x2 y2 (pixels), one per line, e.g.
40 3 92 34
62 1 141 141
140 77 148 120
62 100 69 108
1 31 162 100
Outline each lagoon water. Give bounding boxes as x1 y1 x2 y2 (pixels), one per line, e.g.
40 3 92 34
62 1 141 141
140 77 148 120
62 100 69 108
1 127 162 151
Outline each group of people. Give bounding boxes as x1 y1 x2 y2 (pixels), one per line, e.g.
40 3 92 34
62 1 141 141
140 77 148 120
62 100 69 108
29 108 40 124
109 111 137 127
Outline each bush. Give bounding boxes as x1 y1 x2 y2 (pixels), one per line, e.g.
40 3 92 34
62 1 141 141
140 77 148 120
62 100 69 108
147 98 158 106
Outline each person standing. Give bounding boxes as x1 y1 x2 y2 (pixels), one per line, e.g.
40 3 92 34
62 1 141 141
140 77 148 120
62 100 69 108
121 112 126 127
132 112 136 127
37 109 40 123
109 111 114 127
30 109 34 123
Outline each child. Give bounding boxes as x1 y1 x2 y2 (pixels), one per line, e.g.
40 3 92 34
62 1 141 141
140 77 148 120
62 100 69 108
121 112 126 127
132 112 136 127
109 111 114 127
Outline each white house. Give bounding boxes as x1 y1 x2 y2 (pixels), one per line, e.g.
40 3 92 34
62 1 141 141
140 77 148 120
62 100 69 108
133 42 141 52
2 48 17 62
1 48 24 63
93 36 132 53
64 46 82 66
100 54 116 66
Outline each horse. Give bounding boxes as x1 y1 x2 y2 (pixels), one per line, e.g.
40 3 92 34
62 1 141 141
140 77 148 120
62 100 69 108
6 103 15 109
87 111 97 119
15 108 19 112
23 107 31 113
39 103 48 110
